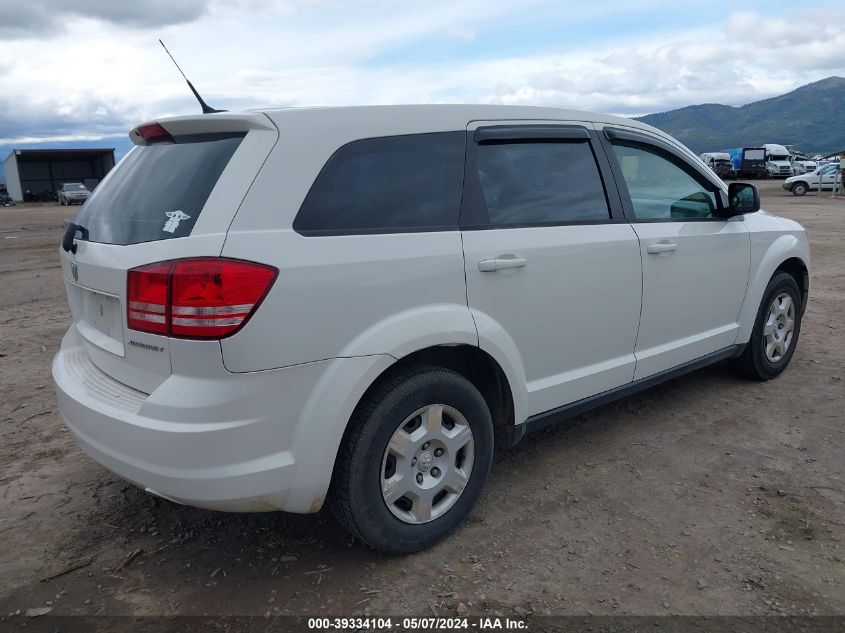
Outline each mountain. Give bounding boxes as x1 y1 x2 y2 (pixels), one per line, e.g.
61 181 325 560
636 76 845 155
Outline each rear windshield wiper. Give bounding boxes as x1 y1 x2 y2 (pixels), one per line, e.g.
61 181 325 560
62 220 89 254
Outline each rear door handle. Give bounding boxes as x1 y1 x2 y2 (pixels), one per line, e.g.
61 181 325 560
478 257 527 272
646 242 678 255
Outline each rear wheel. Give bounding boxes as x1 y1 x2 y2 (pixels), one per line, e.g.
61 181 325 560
792 182 808 196
331 366 494 553
730 272 802 380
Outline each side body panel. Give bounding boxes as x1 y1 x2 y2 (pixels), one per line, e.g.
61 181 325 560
735 212 811 343
461 121 643 418
220 230 476 371
463 224 642 417
628 219 750 379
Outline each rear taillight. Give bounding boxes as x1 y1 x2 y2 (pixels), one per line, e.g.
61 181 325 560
127 262 170 335
127 258 277 339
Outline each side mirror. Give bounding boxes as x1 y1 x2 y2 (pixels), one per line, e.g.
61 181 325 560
727 182 760 215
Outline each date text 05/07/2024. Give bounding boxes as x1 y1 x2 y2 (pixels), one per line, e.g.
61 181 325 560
307 617 529 630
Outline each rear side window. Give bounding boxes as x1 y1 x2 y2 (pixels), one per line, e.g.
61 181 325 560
294 132 465 234
474 141 610 226
74 134 244 245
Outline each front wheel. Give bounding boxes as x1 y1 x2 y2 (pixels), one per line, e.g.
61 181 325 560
792 182 808 196
730 272 803 381
331 366 494 553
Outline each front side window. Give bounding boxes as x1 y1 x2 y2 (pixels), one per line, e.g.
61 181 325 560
474 141 610 226
294 132 465 234
612 143 719 220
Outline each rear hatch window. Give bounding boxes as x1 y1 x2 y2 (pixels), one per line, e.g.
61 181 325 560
74 133 244 245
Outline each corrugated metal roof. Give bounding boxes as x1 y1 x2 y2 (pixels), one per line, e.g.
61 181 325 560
9 148 115 161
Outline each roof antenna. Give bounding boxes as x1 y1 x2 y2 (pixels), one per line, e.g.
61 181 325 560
159 39 225 114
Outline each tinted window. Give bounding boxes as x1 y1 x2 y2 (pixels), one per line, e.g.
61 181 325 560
74 134 243 245
294 132 465 234
474 141 610 225
611 143 718 220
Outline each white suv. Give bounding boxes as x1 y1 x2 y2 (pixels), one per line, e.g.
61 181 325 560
783 163 842 195
53 105 810 553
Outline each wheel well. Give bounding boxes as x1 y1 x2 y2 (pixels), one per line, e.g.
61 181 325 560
775 257 809 313
365 345 516 449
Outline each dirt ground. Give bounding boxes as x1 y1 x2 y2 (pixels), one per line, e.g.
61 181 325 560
0 181 842 618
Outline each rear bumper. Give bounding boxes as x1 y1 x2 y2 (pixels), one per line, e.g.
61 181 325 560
52 327 393 513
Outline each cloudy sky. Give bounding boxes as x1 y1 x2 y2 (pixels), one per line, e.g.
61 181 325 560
1 0 844 175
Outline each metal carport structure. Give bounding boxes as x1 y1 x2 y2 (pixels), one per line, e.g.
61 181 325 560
2 148 115 201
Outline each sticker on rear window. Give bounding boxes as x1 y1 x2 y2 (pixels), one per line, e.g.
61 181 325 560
163 210 191 233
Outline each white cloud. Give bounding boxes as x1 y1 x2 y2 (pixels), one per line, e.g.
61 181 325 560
0 2 842 144
0 0 210 37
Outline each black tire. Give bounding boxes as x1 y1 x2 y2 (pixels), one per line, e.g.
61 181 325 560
730 272 803 381
330 365 494 554
792 182 808 196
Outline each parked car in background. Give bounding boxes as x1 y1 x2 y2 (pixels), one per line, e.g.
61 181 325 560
53 105 811 553
58 183 91 206
783 164 842 195
699 152 735 179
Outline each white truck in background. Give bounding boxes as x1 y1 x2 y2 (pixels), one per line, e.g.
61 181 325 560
763 144 794 178
699 152 735 179
791 160 818 175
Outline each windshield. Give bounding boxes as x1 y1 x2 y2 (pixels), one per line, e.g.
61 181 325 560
74 133 244 245
65 183 88 191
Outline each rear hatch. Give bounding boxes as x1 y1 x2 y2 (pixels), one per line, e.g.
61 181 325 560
60 113 278 393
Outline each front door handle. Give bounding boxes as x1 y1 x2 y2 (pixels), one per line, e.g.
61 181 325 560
646 242 678 255
478 257 527 272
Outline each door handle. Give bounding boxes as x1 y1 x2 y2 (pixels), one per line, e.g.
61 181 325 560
478 257 527 272
646 242 678 255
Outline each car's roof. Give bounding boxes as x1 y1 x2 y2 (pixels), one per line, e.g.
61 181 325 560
148 104 695 163
257 103 658 133
149 104 672 146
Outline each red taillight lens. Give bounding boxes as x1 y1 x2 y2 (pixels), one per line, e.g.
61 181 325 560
127 262 170 335
135 122 173 144
171 258 277 338
127 258 277 339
